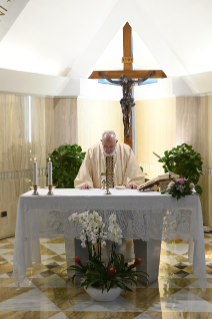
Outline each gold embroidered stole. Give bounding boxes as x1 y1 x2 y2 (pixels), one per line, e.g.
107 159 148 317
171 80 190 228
105 156 114 188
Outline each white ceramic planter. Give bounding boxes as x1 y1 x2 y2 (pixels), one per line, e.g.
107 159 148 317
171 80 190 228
84 286 123 302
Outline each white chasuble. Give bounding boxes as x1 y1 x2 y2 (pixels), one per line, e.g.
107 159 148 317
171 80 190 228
74 142 145 189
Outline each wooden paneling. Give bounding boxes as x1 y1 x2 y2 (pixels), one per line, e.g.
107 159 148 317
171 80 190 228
0 94 30 172
135 97 176 179
207 96 212 228
77 98 124 152
200 96 209 167
0 94 53 239
54 98 78 149
176 96 212 228
31 97 46 168
176 97 201 153
208 95 212 167
45 97 54 159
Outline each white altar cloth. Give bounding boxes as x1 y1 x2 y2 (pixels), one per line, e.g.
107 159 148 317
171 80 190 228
12 188 206 291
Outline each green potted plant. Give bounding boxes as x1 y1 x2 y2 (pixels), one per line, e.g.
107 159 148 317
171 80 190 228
67 211 148 302
47 144 85 188
158 143 203 199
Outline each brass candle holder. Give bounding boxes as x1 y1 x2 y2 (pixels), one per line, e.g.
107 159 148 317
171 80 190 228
47 185 54 196
32 185 39 196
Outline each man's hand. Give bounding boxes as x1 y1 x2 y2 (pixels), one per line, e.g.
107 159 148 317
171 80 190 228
81 184 90 189
128 183 137 189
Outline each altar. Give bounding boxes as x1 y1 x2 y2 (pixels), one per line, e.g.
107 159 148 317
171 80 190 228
12 188 207 291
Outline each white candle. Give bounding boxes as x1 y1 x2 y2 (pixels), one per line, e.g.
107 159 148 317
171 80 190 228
33 158 37 186
48 158 52 185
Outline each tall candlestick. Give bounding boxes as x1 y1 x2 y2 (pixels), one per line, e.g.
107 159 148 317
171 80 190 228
48 158 52 185
33 158 37 185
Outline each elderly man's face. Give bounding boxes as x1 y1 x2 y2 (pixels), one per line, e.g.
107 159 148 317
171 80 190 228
102 135 117 155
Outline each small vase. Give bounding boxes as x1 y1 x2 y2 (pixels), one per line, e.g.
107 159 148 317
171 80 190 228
84 286 123 302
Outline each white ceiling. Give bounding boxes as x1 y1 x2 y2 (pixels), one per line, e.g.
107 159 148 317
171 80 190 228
0 0 212 96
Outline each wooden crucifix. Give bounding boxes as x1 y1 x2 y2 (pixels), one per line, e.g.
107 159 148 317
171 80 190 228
89 22 167 149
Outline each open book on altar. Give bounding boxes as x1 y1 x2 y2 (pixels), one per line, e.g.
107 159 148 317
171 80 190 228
138 172 179 192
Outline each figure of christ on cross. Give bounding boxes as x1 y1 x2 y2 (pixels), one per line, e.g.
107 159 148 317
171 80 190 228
99 71 156 137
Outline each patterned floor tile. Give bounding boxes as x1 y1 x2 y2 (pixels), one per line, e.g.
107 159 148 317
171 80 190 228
6 237 15 244
48 313 68 319
40 287 89 311
25 263 49 278
158 263 180 277
0 287 35 302
169 255 190 264
51 264 68 278
4 277 36 288
160 249 176 256
40 270 56 278
1 254 13 262
150 279 181 289
184 288 212 304
161 244 189 256
173 270 190 278
0 262 13 275
0 250 13 255
65 312 143 319
0 310 60 319
30 274 72 289
41 255 57 261
165 239 189 245
0 278 16 287
146 289 212 312
159 256 177 263
0 239 11 245
41 244 66 255
0 234 210 317
65 296 142 312
120 288 180 312
42 256 67 263
185 279 212 289
145 313 212 319
168 278 198 288
0 244 14 250
173 262 188 270
0 288 61 311
43 238 65 244
40 244 59 256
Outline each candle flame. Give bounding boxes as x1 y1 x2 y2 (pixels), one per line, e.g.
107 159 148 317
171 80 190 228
49 158 50 162
34 157 36 162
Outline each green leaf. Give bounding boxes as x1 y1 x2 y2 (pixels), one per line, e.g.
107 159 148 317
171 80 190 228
107 280 111 292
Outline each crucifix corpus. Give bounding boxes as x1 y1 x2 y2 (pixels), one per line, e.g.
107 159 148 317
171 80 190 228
89 22 167 148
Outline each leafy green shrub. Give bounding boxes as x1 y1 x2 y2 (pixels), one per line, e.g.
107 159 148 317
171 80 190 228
158 143 203 195
47 144 85 188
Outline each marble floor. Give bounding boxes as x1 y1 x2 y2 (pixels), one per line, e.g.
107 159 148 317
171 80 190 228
0 235 212 319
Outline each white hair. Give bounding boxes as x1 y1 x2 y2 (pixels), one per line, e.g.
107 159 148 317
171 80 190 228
102 130 116 140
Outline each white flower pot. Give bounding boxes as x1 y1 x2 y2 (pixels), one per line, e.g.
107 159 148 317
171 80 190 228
84 286 123 302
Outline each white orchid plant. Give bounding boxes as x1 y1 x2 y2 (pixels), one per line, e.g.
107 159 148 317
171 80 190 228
67 211 148 293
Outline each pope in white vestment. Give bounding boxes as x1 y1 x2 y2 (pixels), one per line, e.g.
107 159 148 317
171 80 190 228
74 131 145 189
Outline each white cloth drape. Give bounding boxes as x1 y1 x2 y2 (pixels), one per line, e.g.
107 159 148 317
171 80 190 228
12 189 207 291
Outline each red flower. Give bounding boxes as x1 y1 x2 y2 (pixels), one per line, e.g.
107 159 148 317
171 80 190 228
108 266 116 275
74 256 82 267
134 258 142 266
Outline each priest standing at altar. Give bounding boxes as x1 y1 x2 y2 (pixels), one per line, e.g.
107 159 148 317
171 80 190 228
74 130 145 189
